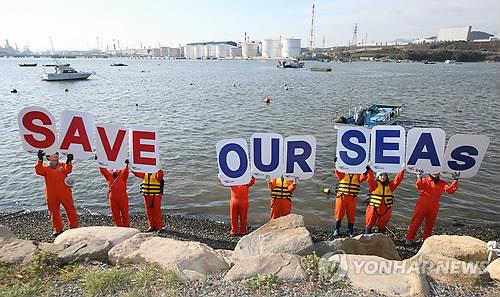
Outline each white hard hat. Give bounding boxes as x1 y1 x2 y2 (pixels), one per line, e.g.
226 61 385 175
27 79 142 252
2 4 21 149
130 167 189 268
64 176 76 187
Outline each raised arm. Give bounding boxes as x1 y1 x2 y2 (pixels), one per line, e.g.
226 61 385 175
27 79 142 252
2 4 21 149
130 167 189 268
63 163 73 175
416 177 429 191
443 180 458 194
389 170 405 192
122 165 129 180
132 171 145 179
288 180 297 193
35 161 46 176
247 176 256 187
367 169 378 192
99 167 112 182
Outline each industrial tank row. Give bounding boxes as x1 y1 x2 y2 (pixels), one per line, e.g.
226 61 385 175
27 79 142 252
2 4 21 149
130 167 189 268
183 38 301 59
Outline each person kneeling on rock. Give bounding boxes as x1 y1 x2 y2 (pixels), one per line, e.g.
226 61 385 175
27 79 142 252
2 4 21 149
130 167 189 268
268 176 297 220
132 169 166 233
35 150 79 237
99 159 130 227
364 167 405 235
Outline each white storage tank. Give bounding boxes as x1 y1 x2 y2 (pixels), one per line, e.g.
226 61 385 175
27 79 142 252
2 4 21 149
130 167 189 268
230 47 242 57
242 42 258 57
262 39 281 58
215 44 229 58
282 38 301 58
184 45 194 58
194 45 204 58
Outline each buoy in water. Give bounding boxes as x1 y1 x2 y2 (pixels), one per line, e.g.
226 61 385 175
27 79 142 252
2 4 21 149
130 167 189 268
264 96 271 104
10 89 17 93
323 187 331 194
135 103 139 107
64 89 69 92
285 87 289 91
190 83 193 86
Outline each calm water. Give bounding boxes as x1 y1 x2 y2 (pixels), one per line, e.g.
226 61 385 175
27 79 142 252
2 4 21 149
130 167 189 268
1 58 499 227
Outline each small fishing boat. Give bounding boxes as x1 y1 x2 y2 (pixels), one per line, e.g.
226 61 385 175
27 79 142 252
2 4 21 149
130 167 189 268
42 63 70 67
310 67 332 72
110 63 128 66
423 60 436 64
277 59 304 68
42 64 92 81
18 63 37 67
334 104 406 129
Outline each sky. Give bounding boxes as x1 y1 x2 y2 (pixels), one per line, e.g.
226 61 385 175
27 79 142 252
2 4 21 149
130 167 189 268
1 0 498 51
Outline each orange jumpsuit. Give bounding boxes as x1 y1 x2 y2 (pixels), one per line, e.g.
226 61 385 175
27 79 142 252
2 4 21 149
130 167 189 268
133 170 164 230
100 166 130 227
405 176 458 241
35 161 79 233
228 176 255 235
335 170 368 224
365 170 404 231
268 177 296 220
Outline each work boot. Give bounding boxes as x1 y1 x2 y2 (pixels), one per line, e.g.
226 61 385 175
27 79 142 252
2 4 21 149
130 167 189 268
405 239 414 246
52 231 63 238
146 227 158 233
157 228 167 235
347 223 354 237
378 228 386 234
364 226 372 235
333 221 342 236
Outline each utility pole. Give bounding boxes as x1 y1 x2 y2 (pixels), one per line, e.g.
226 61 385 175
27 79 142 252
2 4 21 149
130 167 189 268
351 23 358 47
309 3 315 50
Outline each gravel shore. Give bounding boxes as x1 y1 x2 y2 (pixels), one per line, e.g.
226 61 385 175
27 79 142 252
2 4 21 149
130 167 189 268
1 211 499 297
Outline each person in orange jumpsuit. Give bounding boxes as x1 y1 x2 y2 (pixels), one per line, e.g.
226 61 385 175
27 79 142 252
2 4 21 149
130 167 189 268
365 168 405 234
405 170 459 244
333 158 369 236
35 150 78 237
268 176 296 220
224 176 256 236
99 159 130 227
132 169 165 233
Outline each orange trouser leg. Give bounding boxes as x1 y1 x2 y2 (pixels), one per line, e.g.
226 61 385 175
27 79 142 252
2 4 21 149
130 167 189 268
365 205 378 227
46 196 63 233
345 196 357 224
334 196 346 221
405 200 427 241
270 198 292 220
144 196 156 228
60 194 78 229
239 202 248 235
377 206 393 230
110 193 129 227
152 195 164 229
230 199 239 235
422 204 440 240
120 195 130 227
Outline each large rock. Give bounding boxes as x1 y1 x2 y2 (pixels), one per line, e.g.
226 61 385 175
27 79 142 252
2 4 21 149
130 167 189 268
109 234 230 281
0 237 38 263
329 254 429 297
487 258 500 282
0 225 16 239
409 235 490 285
315 233 400 260
58 240 113 264
54 226 140 247
215 249 234 266
224 253 306 282
232 214 314 262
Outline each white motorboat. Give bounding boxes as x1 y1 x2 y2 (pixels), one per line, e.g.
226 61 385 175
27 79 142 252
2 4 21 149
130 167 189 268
42 64 91 81
277 59 304 68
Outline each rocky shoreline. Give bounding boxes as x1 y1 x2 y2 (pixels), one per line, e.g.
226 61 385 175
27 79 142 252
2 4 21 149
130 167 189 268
1 211 499 297
1 210 498 259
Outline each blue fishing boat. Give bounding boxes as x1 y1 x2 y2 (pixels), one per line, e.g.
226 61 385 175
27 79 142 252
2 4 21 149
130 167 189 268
334 104 406 129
